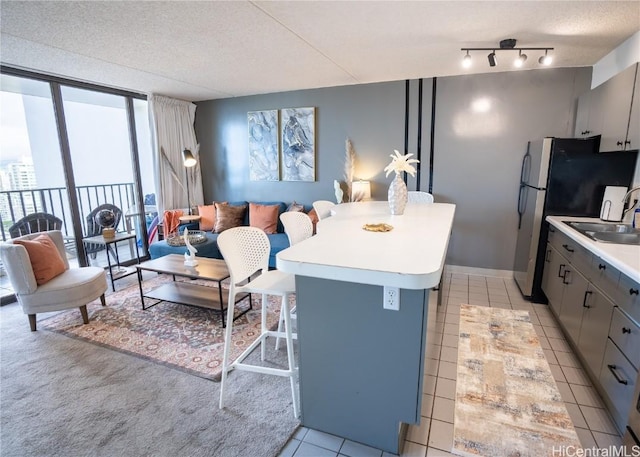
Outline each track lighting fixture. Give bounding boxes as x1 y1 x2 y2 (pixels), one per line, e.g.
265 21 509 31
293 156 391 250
462 50 472 68
487 51 497 67
461 39 553 69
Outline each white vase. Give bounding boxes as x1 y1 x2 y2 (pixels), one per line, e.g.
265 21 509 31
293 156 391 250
388 173 408 215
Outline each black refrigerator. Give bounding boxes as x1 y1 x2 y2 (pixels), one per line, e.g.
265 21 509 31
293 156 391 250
513 136 638 302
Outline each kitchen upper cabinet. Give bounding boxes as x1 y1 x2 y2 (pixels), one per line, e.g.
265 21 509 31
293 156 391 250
599 64 637 152
574 91 592 137
575 63 639 152
627 65 640 150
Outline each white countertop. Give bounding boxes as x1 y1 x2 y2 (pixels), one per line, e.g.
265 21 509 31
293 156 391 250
546 215 640 282
276 201 456 290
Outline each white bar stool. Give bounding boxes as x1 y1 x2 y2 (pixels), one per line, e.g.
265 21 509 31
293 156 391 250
217 226 299 418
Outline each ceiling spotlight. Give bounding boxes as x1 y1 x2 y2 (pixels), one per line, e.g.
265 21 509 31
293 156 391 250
514 50 527 67
462 51 472 68
488 51 497 67
538 50 553 66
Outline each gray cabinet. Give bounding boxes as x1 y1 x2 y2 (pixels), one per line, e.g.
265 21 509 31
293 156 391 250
541 223 640 433
575 63 639 152
559 266 590 343
541 244 565 316
577 285 615 376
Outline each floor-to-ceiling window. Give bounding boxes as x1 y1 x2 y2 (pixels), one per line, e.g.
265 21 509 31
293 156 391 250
0 68 155 302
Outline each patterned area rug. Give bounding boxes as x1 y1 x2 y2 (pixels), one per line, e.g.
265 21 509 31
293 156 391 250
40 274 289 382
453 304 581 457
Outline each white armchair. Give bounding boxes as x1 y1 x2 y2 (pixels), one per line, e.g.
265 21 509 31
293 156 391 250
0 230 107 331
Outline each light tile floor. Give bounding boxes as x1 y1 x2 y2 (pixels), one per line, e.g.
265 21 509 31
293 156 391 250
277 272 624 457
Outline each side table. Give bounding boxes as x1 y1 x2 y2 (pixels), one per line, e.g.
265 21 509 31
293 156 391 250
83 232 140 291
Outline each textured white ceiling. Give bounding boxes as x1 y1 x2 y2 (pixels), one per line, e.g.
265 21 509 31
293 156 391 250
1 1 639 102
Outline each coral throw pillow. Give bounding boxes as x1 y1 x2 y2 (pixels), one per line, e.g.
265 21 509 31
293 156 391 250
214 203 247 233
307 208 319 235
197 204 215 231
14 234 66 285
249 203 280 234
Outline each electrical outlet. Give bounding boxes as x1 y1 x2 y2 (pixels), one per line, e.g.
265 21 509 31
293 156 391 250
383 286 400 311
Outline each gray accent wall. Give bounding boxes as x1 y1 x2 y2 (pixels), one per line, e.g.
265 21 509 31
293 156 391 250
195 67 591 270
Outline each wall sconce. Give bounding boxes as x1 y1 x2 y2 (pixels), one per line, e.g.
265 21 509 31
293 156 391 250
183 148 197 215
351 180 371 202
461 39 553 69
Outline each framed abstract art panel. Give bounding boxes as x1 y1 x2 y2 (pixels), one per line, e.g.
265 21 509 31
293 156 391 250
281 107 315 182
248 110 279 181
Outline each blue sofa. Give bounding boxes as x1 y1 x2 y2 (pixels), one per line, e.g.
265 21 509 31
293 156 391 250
149 201 294 268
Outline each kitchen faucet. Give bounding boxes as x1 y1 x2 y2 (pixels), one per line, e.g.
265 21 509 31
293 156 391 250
622 185 640 216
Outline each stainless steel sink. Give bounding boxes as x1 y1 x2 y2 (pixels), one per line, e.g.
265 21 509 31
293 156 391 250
592 232 640 244
564 221 640 245
568 221 637 234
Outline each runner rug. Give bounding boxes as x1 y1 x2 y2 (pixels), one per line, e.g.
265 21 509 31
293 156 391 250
453 304 582 457
40 274 290 382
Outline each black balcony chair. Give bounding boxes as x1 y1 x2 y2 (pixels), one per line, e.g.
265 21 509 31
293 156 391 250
9 212 63 238
84 204 123 260
8 212 77 257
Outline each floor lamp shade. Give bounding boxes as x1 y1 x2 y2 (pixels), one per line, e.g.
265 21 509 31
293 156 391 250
183 149 197 215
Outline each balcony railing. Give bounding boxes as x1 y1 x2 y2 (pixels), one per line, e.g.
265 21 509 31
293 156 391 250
1 183 137 242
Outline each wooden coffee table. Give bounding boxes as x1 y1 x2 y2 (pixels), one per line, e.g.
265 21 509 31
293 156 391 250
135 254 251 327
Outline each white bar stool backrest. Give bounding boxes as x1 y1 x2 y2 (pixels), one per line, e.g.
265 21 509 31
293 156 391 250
280 212 313 246
217 226 270 285
407 191 434 203
312 200 336 220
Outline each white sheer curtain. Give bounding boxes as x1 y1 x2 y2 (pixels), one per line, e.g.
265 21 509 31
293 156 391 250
148 94 204 216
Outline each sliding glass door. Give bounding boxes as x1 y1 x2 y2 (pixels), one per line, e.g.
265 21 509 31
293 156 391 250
0 68 155 302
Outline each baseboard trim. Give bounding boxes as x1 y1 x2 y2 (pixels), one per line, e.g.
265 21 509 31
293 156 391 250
444 265 514 279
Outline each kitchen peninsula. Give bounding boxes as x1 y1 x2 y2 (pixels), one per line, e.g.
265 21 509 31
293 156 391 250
276 201 456 454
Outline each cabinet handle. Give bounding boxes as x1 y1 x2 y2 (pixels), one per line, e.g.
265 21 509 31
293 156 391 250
625 140 631 146
582 290 592 308
598 264 606 270
622 327 631 334
607 364 628 385
562 269 571 285
558 264 566 278
581 130 591 135
617 141 623 147
545 249 551 263
562 244 574 253
630 288 639 296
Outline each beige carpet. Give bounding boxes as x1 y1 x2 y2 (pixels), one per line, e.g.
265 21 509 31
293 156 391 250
40 274 290 381
453 304 582 457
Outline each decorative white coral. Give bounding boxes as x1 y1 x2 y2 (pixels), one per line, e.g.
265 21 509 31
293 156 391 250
384 150 419 177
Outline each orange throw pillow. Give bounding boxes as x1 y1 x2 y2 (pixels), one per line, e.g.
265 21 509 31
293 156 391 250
197 204 216 231
14 234 66 285
249 203 280 234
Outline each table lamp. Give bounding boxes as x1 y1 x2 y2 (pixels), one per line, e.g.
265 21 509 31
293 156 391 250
351 180 371 202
